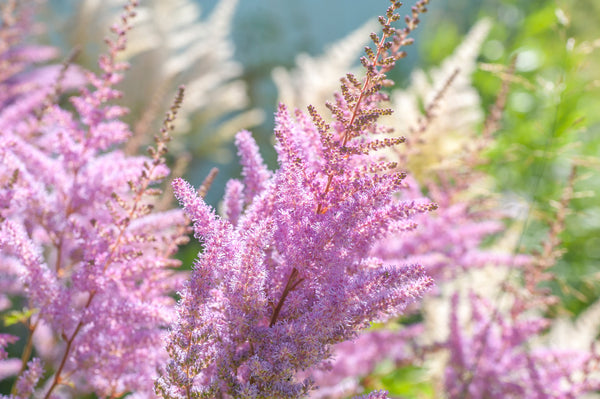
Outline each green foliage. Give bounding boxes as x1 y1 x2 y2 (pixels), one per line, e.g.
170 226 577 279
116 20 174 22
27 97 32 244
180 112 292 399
407 0 600 317
474 0 600 315
2 308 36 327
366 364 435 398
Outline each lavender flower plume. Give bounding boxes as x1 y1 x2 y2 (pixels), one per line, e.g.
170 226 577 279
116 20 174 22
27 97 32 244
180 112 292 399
158 2 435 397
0 1 189 396
9 359 43 399
160 127 433 398
298 19 530 397
444 293 598 399
0 335 19 378
443 168 600 399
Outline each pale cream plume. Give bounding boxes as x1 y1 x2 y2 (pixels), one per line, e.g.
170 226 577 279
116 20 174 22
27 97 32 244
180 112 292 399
70 0 263 157
272 20 376 115
388 19 491 182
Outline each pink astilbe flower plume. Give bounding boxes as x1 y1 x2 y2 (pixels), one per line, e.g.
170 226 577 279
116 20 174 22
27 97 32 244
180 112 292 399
444 292 598 399
297 19 529 398
0 1 189 397
158 2 435 398
0 1 84 136
443 167 600 398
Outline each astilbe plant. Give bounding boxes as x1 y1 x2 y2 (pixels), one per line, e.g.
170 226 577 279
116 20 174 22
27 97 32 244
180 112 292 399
444 293 597 399
3 0 597 398
156 2 437 398
0 1 189 397
293 20 530 398
0 1 83 134
282 13 599 398
443 167 600 399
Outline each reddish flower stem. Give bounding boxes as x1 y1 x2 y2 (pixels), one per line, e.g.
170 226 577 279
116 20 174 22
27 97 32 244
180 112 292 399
315 15 392 215
269 268 304 327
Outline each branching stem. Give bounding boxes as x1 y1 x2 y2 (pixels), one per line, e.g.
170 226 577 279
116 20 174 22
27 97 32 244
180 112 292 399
269 268 304 327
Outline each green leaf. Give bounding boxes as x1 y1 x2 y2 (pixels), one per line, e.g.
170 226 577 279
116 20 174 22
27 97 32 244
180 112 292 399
2 308 36 327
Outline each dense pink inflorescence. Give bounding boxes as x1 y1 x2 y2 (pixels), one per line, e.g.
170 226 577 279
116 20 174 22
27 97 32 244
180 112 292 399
0 1 188 396
3 0 596 398
159 115 434 397
443 171 600 399
444 293 599 399
157 3 437 397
